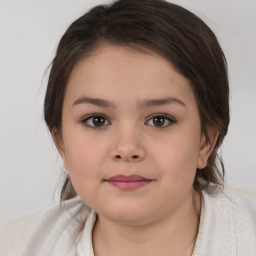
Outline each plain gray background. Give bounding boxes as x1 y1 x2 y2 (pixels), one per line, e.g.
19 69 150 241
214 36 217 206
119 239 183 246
0 0 255 222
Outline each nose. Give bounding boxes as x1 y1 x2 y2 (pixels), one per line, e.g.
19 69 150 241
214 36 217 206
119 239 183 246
110 127 146 162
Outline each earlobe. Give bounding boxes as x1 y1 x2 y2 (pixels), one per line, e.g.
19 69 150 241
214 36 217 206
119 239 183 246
197 128 219 169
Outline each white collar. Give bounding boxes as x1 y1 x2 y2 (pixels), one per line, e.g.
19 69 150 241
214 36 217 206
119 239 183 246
76 210 97 256
23 186 256 256
74 198 205 256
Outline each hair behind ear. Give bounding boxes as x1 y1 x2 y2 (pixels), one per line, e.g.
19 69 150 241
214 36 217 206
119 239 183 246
60 173 77 201
51 128 65 159
52 129 78 200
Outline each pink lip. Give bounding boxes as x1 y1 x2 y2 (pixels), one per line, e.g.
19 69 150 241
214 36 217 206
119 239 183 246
105 174 153 190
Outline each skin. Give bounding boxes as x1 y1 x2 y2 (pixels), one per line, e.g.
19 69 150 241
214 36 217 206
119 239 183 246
53 44 218 256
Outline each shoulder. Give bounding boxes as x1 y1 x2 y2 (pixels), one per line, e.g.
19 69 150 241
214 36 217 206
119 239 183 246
0 211 46 256
0 196 89 256
224 184 256 199
203 185 256 224
198 185 256 254
22 196 90 255
205 185 256 211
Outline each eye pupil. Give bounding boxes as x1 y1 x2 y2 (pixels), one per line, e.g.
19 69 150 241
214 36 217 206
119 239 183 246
153 116 165 126
93 116 105 126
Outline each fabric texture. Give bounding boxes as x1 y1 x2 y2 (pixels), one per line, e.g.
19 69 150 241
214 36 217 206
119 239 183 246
0 211 46 256
1 186 256 256
76 210 97 256
193 187 256 255
21 196 90 256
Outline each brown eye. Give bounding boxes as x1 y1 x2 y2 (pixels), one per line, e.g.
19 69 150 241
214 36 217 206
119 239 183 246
146 114 175 128
92 116 105 126
82 114 110 128
153 116 165 126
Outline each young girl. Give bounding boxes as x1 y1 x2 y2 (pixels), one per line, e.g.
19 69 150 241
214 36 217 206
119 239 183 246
1 0 256 255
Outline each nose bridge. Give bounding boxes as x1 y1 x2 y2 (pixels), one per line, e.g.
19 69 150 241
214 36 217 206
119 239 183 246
111 122 146 162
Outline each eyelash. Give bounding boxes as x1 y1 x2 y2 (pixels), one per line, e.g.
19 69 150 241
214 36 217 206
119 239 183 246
81 113 110 129
81 113 176 129
147 114 176 128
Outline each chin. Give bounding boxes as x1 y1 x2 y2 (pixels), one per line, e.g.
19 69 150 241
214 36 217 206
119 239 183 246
98 204 158 226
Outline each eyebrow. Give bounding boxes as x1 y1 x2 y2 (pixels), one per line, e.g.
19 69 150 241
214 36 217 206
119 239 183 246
72 96 186 108
138 97 186 108
73 97 116 108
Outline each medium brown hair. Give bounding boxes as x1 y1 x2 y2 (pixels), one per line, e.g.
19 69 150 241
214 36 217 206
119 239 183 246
44 0 229 201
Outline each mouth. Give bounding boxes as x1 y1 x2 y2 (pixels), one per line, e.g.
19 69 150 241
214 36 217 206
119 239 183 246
104 174 154 190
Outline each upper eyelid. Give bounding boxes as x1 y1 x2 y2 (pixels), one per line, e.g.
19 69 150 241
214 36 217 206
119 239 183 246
146 113 175 121
82 113 111 122
145 114 176 128
81 113 111 128
81 113 175 121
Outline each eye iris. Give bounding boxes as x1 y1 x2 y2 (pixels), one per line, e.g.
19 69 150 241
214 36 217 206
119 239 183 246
93 116 105 126
153 116 165 126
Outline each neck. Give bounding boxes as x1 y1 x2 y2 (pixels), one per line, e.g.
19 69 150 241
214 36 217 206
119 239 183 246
92 190 201 256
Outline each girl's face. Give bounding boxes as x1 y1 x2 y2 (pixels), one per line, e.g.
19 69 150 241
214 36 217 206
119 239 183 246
55 44 216 225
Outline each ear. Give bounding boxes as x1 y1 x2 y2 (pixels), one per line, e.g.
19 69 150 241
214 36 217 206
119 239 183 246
197 127 219 169
51 128 69 170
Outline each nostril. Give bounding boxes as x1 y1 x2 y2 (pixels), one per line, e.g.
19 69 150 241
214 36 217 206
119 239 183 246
114 155 139 160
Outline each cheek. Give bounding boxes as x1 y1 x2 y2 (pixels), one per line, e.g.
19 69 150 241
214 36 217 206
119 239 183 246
63 122 107 163
62 128 109 189
150 127 201 182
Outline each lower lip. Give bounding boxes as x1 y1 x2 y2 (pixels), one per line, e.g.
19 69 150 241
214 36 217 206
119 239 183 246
106 180 152 190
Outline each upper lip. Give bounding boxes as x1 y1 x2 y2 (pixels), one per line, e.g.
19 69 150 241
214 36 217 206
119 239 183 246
105 174 152 182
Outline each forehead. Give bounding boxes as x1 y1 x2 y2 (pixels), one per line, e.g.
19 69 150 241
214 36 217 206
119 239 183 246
65 44 195 107
70 44 177 79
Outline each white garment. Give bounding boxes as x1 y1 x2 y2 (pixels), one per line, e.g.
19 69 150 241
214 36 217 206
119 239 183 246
1 186 256 255
69 187 256 256
0 211 46 255
194 187 256 255
21 196 90 256
76 210 96 256
75 195 204 256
